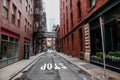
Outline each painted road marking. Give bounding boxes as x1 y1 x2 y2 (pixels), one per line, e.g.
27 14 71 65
59 63 67 69
40 63 67 70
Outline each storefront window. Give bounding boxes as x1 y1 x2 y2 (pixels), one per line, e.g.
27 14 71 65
10 37 14 41
15 38 19 42
104 19 120 52
1 42 18 59
0 34 19 60
90 27 102 54
110 21 120 50
1 34 8 41
116 26 120 49
95 28 102 50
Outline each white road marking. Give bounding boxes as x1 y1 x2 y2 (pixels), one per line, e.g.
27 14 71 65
47 63 53 70
40 63 47 70
40 63 67 70
59 63 67 69
54 63 60 70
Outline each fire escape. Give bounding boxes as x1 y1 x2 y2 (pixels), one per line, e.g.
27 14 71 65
33 0 47 54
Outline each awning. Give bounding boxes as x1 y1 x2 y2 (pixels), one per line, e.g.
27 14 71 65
1 28 19 38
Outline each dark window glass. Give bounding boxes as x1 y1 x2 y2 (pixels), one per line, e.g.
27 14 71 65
10 37 14 42
89 0 95 7
1 35 8 40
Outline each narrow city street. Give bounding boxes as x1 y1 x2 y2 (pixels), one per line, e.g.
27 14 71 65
18 51 99 80
0 0 120 80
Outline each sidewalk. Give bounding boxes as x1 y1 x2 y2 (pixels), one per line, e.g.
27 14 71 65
0 52 44 80
56 52 120 80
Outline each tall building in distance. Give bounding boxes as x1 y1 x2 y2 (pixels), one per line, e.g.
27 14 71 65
48 18 55 32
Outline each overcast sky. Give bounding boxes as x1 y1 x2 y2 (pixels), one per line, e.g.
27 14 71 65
43 0 60 31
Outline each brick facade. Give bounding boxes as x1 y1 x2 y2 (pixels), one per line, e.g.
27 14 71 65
60 0 108 59
0 0 34 61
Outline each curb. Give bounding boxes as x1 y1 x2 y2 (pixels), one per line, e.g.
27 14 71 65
9 52 45 80
56 52 103 80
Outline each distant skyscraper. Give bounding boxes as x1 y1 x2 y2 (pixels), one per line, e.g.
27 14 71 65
48 18 55 32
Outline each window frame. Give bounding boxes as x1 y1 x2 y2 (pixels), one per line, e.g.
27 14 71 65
3 7 8 19
12 4 16 15
11 4 16 24
17 11 21 27
3 0 9 19
77 0 82 19
3 0 9 8
25 19 27 32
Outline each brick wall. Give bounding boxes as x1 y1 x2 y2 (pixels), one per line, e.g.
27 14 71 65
60 0 108 58
0 0 34 60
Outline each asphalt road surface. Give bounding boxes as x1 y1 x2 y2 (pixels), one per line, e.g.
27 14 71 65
19 52 100 80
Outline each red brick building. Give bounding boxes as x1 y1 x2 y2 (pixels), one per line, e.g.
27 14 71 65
60 0 120 70
60 0 108 59
0 0 34 68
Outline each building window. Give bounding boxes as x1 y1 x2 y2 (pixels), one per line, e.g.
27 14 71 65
30 9 32 15
71 34 74 51
3 8 8 19
30 24 32 32
79 29 83 51
89 0 95 8
17 11 21 27
26 0 28 12
11 4 16 24
77 0 82 19
27 4 30 14
64 23 65 35
71 12 73 29
70 0 72 9
66 19 68 33
25 19 27 32
106 20 120 50
3 0 9 19
1 34 19 60
11 15 15 24
12 4 16 16
3 0 9 7
28 22 29 33
1 35 8 41
66 6 68 18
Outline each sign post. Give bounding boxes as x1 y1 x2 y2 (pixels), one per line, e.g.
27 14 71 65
99 17 106 80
